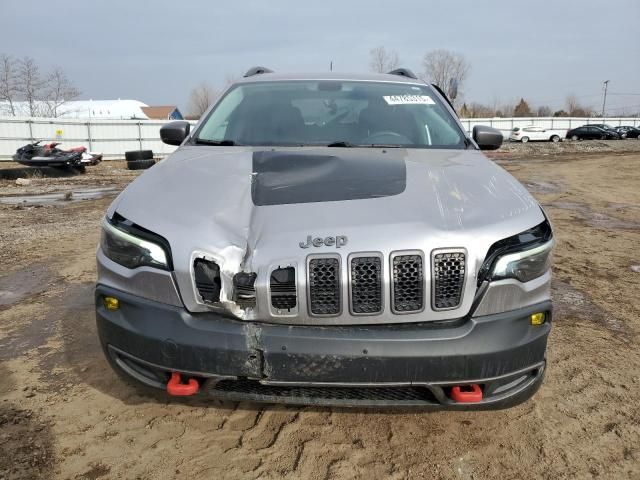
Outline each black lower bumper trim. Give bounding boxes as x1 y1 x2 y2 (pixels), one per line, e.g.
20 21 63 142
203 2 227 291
96 285 551 408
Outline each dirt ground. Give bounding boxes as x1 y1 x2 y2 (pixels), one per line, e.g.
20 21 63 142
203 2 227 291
1 146 640 479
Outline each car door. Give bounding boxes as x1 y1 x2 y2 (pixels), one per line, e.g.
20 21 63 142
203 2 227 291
586 127 599 139
573 127 587 139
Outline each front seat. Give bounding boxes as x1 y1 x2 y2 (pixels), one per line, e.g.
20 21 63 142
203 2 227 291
358 99 420 143
230 99 305 145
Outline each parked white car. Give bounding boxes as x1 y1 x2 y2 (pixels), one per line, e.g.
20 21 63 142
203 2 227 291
510 126 566 143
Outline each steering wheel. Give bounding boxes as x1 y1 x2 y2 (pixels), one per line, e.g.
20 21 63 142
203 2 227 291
361 131 412 145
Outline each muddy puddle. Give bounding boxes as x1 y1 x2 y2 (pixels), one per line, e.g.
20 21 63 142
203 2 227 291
522 180 564 194
0 186 120 206
552 279 627 335
0 264 54 309
545 201 640 230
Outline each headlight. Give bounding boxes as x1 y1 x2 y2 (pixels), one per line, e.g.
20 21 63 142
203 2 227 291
101 217 169 270
477 218 553 285
491 240 553 283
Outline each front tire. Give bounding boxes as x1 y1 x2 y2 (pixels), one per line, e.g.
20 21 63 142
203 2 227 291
521 136 529 143
550 135 560 143
571 135 579 141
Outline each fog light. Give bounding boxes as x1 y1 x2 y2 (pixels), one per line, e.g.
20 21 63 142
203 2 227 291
530 312 545 325
103 296 120 311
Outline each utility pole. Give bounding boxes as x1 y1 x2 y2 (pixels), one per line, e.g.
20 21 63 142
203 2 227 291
330 61 333 72
601 80 609 119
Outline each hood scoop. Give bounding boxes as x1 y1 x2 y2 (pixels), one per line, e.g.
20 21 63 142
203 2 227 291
252 150 406 206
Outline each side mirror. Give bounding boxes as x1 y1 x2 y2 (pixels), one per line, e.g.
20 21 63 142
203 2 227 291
472 125 503 150
160 121 190 146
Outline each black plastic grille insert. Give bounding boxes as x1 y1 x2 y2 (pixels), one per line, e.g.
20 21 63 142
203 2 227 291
308 257 340 315
392 254 424 312
350 256 382 314
270 267 297 311
433 251 465 309
211 379 437 405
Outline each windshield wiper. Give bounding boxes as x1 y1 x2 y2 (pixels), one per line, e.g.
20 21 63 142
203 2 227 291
326 141 355 147
361 144 405 148
194 138 238 146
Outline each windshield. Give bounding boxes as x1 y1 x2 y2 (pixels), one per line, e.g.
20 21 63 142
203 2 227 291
195 80 466 148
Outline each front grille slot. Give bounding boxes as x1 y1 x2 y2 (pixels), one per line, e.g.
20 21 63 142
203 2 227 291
194 258 221 303
233 272 257 308
391 253 424 313
308 257 341 315
432 251 466 310
270 267 297 311
350 256 382 314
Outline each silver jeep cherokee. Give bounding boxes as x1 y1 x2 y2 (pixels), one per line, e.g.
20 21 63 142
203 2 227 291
96 68 554 408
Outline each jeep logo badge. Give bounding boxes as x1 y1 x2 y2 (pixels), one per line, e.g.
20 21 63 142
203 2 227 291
299 235 348 249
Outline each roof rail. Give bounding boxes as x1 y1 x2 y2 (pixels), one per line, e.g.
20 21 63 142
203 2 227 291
387 68 418 80
243 66 274 78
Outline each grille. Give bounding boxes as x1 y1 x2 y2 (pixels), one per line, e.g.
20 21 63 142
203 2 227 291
233 272 257 308
194 258 221 303
433 251 466 309
391 254 424 313
211 379 438 405
350 256 382 314
270 267 297 311
308 257 341 315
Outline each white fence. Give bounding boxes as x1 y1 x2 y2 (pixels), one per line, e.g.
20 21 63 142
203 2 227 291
0 117 197 160
1 116 639 160
459 116 640 138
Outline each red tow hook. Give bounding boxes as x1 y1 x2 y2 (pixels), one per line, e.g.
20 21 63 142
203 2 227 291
166 372 199 396
451 384 483 403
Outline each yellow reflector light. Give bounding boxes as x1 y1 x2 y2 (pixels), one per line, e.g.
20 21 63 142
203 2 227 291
530 312 545 326
103 296 120 311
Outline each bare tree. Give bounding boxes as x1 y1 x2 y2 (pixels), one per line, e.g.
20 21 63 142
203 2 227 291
565 95 579 116
16 57 46 117
187 82 219 119
43 67 80 117
421 49 470 103
369 46 401 73
0 54 19 116
537 105 552 117
565 94 592 117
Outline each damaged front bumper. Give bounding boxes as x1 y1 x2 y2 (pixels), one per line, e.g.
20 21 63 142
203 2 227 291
95 285 551 409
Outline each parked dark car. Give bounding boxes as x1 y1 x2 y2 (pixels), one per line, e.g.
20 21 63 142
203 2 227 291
588 124 621 136
566 125 621 140
615 126 640 139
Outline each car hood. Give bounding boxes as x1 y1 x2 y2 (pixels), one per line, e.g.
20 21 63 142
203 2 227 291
108 145 544 322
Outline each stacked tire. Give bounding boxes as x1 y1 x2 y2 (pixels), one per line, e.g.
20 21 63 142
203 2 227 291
126 150 155 170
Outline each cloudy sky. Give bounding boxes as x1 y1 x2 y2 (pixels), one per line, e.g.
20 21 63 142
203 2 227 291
3 0 639 114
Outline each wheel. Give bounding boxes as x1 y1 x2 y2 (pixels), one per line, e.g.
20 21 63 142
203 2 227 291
521 136 529 143
125 150 154 161
127 159 155 170
600 135 606 140
550 135 560 143
571 135 579 141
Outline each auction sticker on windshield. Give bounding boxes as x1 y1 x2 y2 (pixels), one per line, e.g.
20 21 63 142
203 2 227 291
383 95 435 105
